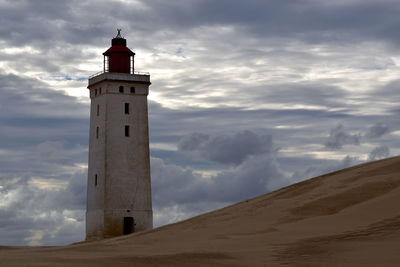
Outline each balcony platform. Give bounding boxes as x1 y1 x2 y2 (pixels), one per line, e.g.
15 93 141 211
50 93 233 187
88 71 151 87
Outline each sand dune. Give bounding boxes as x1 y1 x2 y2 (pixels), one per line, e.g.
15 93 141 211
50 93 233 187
2 156 400 266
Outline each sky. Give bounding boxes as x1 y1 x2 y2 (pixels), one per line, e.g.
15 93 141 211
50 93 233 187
0 0 399 246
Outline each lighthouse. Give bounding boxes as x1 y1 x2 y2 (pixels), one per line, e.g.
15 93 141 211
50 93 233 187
86 30 152 240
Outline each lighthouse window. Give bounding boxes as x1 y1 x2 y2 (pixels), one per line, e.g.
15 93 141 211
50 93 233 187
95 174 98 186
119 86 124 93
125 125 130 137
125 103 129 114
96 127 99 139
130 87 135 94
97 104 100 116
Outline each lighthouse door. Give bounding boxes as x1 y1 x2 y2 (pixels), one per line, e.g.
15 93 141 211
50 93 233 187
123 217 134 235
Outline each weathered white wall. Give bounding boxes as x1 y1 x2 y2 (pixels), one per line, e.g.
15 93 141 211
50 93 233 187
86 74 152 240
86 88 106 240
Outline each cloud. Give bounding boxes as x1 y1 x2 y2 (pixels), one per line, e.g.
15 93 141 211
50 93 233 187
365 123 389 138
291 156 359 181
324 124 361 150
0 74 88 120
0 170 86 246
178 131 273 165
368 145 390 161
0 74 88 179
142 0 400 46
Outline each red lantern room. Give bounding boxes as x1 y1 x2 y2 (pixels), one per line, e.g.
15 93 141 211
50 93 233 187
103 29 135 74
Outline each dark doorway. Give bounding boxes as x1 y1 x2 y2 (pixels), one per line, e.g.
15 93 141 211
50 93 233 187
123 217 134 235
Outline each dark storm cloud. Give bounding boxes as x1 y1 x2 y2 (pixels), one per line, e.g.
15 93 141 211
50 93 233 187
178 131 274 165
0 74 88 119
208 154 286 201
324 124 361 150
0 0 110 47
2 0 400 52
365 123 390 138
144 0 400 45
368 145 390 161
322 120 394 152
250 83 350 108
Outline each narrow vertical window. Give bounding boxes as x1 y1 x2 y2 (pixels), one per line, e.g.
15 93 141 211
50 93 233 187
119 86 124 93
125 103 129 114
125 125 130 137
95 89 98 96
130 87 135 94
99 87 102 94
95 174 98 186
97 104 100 116
96 127 99 139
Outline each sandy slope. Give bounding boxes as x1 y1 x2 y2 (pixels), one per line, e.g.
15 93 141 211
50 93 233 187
1 156 400 266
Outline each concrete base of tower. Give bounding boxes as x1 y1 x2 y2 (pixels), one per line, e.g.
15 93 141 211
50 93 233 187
86 209 153 240
85 209 105 241
103 209 153 238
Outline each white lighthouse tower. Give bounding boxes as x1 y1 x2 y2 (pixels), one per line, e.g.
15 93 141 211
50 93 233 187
86 30 152 240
